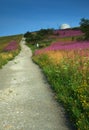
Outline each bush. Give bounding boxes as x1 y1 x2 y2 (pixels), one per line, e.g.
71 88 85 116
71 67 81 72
80 18 89 40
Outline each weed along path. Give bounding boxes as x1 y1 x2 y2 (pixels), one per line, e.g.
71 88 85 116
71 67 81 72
0 39 72 130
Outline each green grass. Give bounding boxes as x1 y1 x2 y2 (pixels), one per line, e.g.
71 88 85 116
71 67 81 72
32 53 89 130
26 30 89 130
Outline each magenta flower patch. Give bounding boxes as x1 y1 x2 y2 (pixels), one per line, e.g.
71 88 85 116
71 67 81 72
35 41 89 55
54 29 84 37
3 41 18 52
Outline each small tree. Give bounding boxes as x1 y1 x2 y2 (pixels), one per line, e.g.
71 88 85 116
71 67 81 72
80 18 89 40
24 31 32 38
37 28 54 37
24 28 54 45
24 31 36 44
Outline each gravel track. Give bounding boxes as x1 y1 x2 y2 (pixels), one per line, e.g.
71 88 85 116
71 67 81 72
0 39 72 130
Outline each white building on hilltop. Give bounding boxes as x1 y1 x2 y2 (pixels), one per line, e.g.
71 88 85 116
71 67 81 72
60 24 71 29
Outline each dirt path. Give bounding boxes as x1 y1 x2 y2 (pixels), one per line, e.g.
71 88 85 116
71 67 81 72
0 39 72 130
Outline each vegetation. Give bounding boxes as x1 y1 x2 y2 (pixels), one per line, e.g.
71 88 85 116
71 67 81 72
0 34 22 68
32 50 89 130
25 19 89 130
24 28 54 47
80 18 89 40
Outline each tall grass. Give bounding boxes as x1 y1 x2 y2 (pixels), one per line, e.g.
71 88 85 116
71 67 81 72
32 49 89 130
26 28 88 130
0 34 22 68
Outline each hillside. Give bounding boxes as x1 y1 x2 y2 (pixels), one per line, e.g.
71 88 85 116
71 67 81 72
25 28 89 130
0 34 22 68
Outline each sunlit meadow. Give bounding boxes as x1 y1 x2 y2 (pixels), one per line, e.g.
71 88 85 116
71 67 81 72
32 35 89 130
0 35 22 68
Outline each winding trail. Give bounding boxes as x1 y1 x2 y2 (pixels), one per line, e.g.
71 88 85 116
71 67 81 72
0 39 72 130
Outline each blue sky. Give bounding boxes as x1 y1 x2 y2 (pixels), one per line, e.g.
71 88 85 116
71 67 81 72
0 0 89 36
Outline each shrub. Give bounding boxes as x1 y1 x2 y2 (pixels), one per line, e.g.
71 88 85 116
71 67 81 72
80 18 89 40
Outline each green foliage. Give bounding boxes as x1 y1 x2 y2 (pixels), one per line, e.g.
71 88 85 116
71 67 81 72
24 31 32 38
24 32 36 44
80 18 89 40
37 28 54 37
72 27 80 30
24 28 54 44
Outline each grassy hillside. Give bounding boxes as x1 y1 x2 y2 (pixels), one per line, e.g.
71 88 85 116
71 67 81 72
26 29 89 130
0 34 22 68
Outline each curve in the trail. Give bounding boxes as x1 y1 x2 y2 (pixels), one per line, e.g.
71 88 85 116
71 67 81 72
0 39 73 130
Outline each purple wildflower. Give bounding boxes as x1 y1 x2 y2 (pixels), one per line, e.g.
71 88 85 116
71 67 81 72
54 29 84 37
3 41 18 52
35 41 89 55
